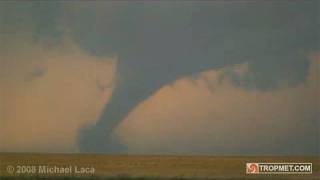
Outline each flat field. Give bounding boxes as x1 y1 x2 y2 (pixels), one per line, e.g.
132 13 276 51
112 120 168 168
0 153 319 179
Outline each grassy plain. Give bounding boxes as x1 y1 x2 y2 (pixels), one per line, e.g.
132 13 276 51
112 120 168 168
0 153 319 179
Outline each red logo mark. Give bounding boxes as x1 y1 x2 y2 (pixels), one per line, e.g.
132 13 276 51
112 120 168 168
246 163 259 174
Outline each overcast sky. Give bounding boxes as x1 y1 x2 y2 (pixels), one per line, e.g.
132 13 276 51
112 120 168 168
0 1 319 155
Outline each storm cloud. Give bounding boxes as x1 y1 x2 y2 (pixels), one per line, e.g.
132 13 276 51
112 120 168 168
115 55 319 155
0 1 318 154
0 37 116 152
